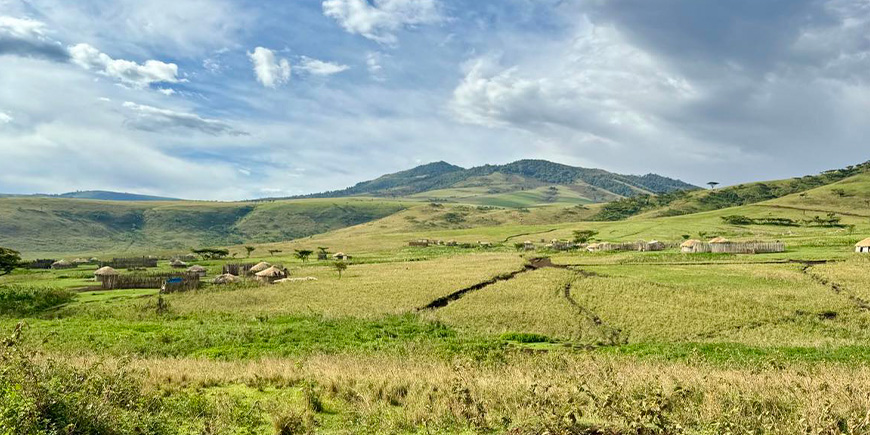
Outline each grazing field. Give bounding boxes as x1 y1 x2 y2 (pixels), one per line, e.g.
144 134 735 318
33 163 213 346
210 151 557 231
3 175 870 433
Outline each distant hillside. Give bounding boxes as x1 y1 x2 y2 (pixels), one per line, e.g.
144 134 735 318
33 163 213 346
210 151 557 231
0 191 179 201
0 197 406 257
303 160 697 204
592 161 870 221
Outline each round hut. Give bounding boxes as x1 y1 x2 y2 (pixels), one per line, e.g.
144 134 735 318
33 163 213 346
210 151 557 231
94 266 119 283
248 261 272 275
332 252 349 261
680 240 703 253
709 237 729 244
51 259 75 269
170 259 188 268
255 266 287 284
213 274 241 284
856 238 870 254
187 265 207 278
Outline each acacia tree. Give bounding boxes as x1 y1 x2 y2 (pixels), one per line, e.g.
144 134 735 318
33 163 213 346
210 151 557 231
244 246 256 258
707 182 720 190
192 248 229 260
295 249 314 263
572 230 598 244
333 261 348 279
268 249 283 257
0 247 21 276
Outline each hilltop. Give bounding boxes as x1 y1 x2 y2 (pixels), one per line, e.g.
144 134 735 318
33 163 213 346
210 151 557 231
301 159 697 204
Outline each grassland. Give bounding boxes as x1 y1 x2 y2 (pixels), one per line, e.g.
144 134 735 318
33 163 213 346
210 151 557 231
3 171 870 433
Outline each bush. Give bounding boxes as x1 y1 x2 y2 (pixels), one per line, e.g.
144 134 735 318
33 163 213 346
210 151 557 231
0 285 74 316
500 332 552 343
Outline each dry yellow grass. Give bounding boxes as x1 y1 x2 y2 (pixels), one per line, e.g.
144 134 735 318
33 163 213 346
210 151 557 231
166 253 527 318
53 352 870 434
421 268 596 341
573 264 870 346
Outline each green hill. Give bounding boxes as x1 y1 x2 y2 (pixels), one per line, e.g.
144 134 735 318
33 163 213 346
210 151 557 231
0 197 407 257
0 190 180 201
592 162 870 221
303 159 696 203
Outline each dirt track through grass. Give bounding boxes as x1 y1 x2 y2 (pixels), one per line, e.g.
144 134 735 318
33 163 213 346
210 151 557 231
562 270 624 346
802 264 870 311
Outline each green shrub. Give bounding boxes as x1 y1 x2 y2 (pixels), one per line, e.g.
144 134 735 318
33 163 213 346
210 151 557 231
500 332 552 343
0 285 74 316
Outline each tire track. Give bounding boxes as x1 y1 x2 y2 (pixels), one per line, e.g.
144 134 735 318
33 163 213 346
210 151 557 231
801 263 870 311
562 270 625 346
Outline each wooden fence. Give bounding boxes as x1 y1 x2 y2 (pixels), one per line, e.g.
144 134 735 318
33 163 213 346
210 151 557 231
26 259 56 269
101 257 158 269
222 263 256 276
99 272 199 290
710 242 786 254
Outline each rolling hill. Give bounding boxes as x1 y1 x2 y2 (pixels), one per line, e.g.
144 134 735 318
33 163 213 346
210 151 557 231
301 159 697 203
0 190 180 201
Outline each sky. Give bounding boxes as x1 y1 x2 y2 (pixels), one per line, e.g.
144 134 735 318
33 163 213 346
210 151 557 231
1 0 869 200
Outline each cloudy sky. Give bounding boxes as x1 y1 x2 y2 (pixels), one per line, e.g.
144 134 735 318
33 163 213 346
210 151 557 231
1 0 869 200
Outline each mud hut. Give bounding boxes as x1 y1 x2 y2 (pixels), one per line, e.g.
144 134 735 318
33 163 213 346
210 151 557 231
523 241 536 251
333 252 350 261
51 259 75 269
213 274 241 284
856 238 870 254
642 241 666 252
169 259 188 268
709 237 730 244
248 261 272 274
187 265 207 278
681 240 703 253
255 266 287 284
94 266 119 283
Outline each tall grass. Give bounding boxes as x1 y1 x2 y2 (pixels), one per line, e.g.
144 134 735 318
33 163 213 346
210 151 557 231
0 284 74 316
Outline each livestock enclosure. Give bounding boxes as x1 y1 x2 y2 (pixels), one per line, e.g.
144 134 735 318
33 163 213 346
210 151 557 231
98 271 200 291
101 257 159 269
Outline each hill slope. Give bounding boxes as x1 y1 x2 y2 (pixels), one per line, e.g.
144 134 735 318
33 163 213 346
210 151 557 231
0 197 407 257
0 191 179 201
304 159 697 203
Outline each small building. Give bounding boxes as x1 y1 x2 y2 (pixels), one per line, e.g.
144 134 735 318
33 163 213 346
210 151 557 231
72 258 90 265
94 266 119 283
255 266 288 284
681 240 703 253
187 265 207 278
523 241 536 251
169 259 188 268
642 240 666 252
248 261 272 274
213 274 241 285
333 252 350 261
51 259 75 270
856 238 870 254
709 237 729 244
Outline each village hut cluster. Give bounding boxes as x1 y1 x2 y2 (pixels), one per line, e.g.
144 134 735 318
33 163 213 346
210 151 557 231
408 239 493 249
585 240 667 252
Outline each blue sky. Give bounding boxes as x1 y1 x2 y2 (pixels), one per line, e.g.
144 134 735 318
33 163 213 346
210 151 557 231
1 0 869 200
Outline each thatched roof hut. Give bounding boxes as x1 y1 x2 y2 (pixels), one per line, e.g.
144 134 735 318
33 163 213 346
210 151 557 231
856 238 870 253
255 266 288 284
213 274 241 284
333 252 349 260
248 261 271 274
681 239 711 253
94 266 119 276
187 265 207 277
709 237 730 244
51 259 74 269
170 259 187 268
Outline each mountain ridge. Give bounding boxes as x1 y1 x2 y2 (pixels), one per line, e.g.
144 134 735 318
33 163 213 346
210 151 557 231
297 159 698 202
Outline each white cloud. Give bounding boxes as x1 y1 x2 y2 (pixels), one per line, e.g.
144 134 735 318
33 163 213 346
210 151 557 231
297 56 350 76
69 43 179 88
322 0 443 45
248 47 291 88
0 112 12 124
0 15 69 61
366 51 386 80
121 101 247 136
157 88 176 96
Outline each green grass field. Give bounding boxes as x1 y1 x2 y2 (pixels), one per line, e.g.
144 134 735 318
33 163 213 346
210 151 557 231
3 171 870 433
